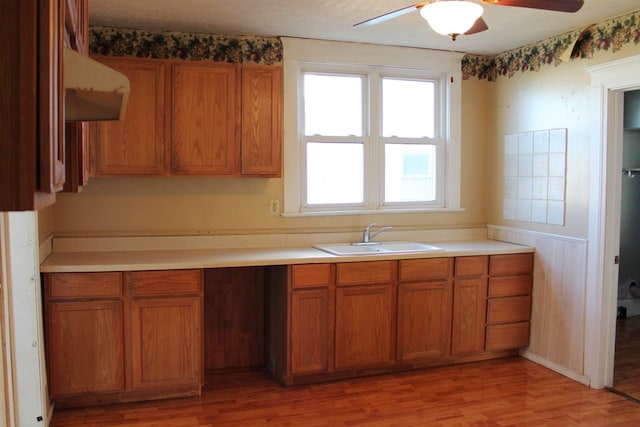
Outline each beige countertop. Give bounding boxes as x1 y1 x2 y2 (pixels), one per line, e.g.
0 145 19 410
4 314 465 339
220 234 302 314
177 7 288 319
40 239 534 273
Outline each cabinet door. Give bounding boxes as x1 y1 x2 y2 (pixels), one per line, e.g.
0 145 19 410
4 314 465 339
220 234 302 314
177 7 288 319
451 278 487 356
241 65 282 176
39 0 66 196
62 0 89 192
171 62 239 175
93 57 166 176
1 0 65 210
130 296 202 390
47 300 124 396
291 288 331 375
397 281 452 362
64 0 88 54
335 284 395 370
63 122 90 192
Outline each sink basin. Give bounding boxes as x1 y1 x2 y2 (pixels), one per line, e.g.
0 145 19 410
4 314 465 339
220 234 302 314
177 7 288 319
313 242 444 256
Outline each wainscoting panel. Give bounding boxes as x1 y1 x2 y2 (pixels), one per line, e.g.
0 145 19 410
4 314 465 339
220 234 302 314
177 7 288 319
488 225 587 377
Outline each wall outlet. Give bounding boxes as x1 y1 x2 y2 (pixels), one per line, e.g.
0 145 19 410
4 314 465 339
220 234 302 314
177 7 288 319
269 199 280 215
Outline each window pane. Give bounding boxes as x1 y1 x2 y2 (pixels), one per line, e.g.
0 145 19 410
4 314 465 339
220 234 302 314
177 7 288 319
304 74 362 136
385 144 436 202
382 78 434 138
307 142 363 205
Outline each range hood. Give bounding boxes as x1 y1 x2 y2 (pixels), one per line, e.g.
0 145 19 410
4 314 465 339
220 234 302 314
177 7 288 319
64 47 130 121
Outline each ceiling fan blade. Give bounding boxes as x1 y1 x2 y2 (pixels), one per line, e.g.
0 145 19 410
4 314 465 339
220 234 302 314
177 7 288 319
464 17 489 35
353 2 429 27
481 0 584 13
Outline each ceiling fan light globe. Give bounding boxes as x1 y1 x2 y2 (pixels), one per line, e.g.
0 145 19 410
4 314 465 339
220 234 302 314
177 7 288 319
420 0 484 36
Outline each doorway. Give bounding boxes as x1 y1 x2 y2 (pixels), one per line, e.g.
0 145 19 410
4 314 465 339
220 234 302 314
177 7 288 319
612 90 640 400
585 55 640 391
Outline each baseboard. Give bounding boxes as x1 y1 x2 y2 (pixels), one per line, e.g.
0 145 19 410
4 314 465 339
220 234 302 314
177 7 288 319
520 349 592 387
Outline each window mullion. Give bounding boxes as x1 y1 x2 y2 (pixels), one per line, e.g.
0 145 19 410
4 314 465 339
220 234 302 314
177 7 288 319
369 72 382 209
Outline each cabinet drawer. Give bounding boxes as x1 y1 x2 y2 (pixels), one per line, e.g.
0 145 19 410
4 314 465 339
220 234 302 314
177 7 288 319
399 258 452 282
455 256 488 277
47 272 122 299
489 253 533 276
128 269 202 297
486 322 530 351
291 264 332 289
487 296 531 324
337 261 393 286
488 276 532 297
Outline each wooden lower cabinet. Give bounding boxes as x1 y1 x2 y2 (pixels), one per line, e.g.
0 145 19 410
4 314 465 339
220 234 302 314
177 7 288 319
397 257 453 362
44 269 203 408
335 283 395 370
47 299 124 396
45 252 534 405
127 270 203 391
130 297 201 389
267 253 533 386
335 261 396 371
485 253 534 351
451 256 488 356
291 288 331 375
266 264 334 384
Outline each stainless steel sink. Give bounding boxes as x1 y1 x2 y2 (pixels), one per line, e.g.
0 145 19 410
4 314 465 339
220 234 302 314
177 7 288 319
313 241 444 256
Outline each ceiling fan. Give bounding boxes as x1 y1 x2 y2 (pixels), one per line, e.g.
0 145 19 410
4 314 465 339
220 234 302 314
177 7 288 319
354 0 585 40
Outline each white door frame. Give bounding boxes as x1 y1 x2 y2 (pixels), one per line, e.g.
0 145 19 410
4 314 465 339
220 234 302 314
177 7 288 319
2 212 47 426
585 55 640 388
0 215 13 427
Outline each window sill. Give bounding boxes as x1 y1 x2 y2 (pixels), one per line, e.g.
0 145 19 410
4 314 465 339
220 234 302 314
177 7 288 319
281 207 466 218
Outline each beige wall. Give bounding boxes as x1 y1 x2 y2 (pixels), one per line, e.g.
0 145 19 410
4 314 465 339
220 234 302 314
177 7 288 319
488 43 640 239
49 77 491 238
37 205 54 244
487 43 640 380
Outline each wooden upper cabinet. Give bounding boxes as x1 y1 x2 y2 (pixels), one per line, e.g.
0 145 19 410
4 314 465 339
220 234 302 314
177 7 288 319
171 62 239 175
62 0 91 193
93 57 166 176
0 0 65 210
63 121 90 192
88 57 282 178
64 0 88 54
39 0 66 196
241 65 283 177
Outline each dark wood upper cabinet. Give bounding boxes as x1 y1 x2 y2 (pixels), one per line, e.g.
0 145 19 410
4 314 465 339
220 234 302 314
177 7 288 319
0 0 66 211
0 0 92 208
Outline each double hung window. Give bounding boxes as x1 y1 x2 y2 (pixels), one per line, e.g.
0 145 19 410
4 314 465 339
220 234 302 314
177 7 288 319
282 38 462 216
302 69 442 211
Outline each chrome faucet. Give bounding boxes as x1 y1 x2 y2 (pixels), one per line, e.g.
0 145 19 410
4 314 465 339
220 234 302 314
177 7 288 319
358 223 393 245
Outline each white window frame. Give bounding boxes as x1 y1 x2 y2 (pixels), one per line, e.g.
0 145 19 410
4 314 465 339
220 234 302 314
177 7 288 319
282 38 464 216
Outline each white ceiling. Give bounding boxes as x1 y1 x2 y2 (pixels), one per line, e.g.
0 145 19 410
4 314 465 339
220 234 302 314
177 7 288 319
88 0 640 56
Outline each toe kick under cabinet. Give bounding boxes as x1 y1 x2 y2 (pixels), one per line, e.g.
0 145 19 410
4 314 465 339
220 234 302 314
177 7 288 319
266 252 533 386
44 269 203 408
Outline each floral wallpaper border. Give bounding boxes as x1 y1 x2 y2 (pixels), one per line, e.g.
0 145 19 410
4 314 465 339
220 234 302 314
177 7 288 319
89 26 283 65
90 9 640 79
463 10 640 81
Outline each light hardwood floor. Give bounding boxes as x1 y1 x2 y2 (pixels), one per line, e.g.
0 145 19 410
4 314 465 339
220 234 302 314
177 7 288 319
50 357 640 426
613 314 640 400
